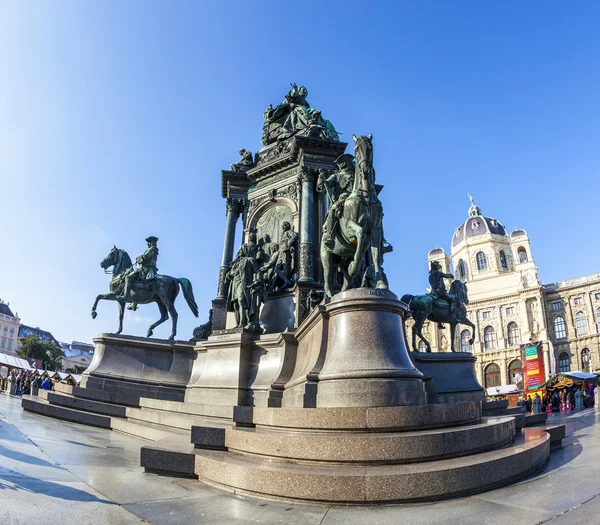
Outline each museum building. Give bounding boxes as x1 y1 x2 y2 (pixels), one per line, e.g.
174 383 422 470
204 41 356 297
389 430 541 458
418 198 600 390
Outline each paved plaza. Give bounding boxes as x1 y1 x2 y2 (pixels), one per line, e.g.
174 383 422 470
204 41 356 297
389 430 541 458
0 393 599 525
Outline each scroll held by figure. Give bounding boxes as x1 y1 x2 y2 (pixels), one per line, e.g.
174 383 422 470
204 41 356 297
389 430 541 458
91 237 199 340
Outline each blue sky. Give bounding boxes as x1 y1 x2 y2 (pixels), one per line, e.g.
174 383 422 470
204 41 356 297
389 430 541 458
1 1 599 343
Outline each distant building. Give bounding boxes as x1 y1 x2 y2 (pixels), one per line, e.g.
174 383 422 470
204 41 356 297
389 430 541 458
60 340 94 373
18 324 60 345
415 197 600 390
0 300 21 356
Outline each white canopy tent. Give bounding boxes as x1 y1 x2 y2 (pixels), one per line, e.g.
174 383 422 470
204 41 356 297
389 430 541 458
486 384 520 397
0 352 33 371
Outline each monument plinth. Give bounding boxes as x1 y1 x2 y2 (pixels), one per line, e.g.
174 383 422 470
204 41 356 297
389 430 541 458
282 288 426 407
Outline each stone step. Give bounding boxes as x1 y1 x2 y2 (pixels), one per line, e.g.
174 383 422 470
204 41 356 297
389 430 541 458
482 406 525 417
141 442 198 478
125 406 230 432
525 412 548 426
111 417 190 442
139 398 233 419
22 397 112 429
68 385 142 407
194 427 550 503
233 401 481 432
38 390 127 418
224 417 516 464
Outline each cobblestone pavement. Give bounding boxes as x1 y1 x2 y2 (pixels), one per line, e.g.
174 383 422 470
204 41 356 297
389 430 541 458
1 393 600 525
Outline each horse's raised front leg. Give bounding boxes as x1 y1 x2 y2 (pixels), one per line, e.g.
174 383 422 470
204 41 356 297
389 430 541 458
147 298 168 338
91 293 118 319
462 317 477 347
116 301 125 335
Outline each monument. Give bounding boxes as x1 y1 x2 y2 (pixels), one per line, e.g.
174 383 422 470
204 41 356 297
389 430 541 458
23 84 557 504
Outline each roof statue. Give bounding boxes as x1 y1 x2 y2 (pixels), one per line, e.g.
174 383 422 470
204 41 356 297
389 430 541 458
467 193 482 217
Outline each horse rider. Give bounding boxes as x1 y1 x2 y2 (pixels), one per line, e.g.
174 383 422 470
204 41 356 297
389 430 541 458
317 153 355 250
429 260 458 327
121 236 159 310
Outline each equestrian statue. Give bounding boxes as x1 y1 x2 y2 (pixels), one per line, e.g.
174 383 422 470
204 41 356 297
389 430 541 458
317 134 389 298
91 237 199 340
401 262 475 352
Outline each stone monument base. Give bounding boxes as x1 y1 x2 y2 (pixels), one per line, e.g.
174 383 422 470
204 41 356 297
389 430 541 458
81 333 197 403
409 351 485 404
282 288 427 408
185 402 550 503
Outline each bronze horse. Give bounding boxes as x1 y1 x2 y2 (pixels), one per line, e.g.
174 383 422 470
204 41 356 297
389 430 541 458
401 280 475 352
91 246 198 340
320 134 387 298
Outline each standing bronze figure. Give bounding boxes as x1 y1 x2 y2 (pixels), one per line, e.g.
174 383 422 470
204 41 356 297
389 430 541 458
318 134 387 298
91 245 199 340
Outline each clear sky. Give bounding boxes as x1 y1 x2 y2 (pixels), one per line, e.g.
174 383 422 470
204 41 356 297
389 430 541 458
1 1 599 343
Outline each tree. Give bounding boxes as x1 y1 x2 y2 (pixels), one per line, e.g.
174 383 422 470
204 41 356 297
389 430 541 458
17 334 64 371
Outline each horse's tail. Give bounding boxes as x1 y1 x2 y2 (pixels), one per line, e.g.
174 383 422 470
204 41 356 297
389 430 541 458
178 278 199 317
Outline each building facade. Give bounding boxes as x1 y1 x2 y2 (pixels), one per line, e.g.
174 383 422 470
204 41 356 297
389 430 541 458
60 341 94 373
416 198 600 390
0 300 21 356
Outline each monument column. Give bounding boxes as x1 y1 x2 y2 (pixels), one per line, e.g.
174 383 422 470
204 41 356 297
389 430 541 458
298 168 315 283
217 197 243 299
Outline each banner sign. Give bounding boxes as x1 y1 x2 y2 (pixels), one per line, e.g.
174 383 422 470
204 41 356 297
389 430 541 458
520 341 545 392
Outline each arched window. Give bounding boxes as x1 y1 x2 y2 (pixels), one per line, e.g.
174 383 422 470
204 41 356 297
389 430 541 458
460 330 472 352
508 359 523 390
576 312 588 336
418 340 427 352
581 348 590 371
476 252 488 271
507 322 520 346
554 316 567 339
518 247 528 263
457 259 467 280
558 352 571 373
484 363 501 388
499 250 508 270
484 326 496 350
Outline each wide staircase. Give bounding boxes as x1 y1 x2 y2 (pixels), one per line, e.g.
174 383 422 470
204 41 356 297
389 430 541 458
22 385 565 502
22 383 231 455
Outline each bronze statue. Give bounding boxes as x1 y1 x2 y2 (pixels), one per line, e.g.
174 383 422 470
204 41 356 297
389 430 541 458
318 134 387 298
261 83 339 146
122 236 159 311
226 233 266 331
317 154 355 250
261 221 298 291
230 149 255 172
428 261 458 327
401 277 475 353
91 245 198 340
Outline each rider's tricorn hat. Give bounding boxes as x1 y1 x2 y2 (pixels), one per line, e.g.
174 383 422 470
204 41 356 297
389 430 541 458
145 236 159 244
334 153 355 170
